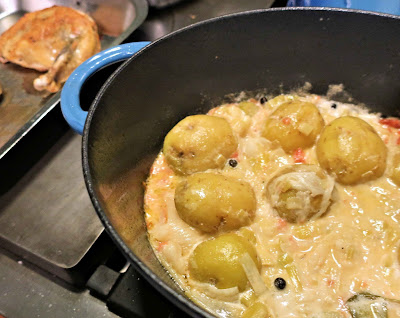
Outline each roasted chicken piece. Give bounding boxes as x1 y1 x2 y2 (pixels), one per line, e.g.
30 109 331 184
0 6 101 93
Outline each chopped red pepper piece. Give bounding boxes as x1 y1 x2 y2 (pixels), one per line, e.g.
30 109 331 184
379 118 400 129
282 117 291 125
293 148 306 163
277 218 287 230
157 241 168 251
231 151 239 159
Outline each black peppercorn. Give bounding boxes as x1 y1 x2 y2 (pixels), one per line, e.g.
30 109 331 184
228 159 238 168
331 103 337 109
274 277 286 290
260 96 268 104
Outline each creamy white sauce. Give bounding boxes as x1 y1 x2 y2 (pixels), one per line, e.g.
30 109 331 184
144 94 400 317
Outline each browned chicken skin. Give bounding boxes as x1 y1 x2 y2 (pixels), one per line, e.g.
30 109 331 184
0 6 101 93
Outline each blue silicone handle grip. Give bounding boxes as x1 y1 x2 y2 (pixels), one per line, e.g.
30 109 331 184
61 42 151 135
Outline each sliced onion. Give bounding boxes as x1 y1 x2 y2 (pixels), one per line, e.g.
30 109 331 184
240 253 267 295
190 281 240 302
313 174 335 219
160 241 186 274
298 122 314 136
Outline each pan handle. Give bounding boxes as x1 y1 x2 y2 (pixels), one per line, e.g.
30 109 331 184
61 42 151 135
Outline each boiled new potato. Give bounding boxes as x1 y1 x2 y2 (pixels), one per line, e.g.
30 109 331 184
266 164 335 223
189 233 260 290
262 100 324 152
316 116 387 185
390 152 400 186
163 115 238 175
175 173 256 233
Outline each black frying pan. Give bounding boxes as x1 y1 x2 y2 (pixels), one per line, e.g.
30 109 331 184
61 8 400 317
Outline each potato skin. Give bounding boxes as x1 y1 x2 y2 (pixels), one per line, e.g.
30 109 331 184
163 115 238 175
390 153 400 186
175 173 256 233
262 100 324 152
316 116 387 185
189 233 260 290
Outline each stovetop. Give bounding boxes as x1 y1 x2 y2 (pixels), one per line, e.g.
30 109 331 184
0 1 280 317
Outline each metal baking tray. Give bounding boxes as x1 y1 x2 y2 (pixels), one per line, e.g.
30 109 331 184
0 0 148 160
0 0 148 286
